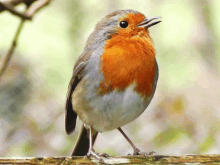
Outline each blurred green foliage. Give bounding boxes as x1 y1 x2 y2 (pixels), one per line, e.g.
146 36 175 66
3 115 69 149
0 0 220 156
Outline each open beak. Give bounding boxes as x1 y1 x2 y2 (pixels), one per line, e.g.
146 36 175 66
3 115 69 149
137 16 161 28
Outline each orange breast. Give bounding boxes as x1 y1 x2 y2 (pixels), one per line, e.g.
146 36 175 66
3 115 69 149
100 32 156 97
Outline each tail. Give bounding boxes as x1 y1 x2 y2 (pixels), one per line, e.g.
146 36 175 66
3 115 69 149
71 124 98 156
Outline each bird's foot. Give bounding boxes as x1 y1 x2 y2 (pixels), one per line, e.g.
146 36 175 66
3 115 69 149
97 152 109 157
129 148 157 156
85 149 108 163
133 151 157 156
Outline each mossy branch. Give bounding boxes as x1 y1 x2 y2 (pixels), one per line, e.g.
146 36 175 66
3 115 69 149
1 155 220 164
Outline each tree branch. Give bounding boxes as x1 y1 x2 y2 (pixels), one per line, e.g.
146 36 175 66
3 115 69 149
0 0 33 12
0 0 51 20
0 19 25 78
0 2 31 20
0 0 51 78
0 155 220 164
25 0 51 19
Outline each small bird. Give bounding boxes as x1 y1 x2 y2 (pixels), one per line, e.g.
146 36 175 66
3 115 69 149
65 9 161 160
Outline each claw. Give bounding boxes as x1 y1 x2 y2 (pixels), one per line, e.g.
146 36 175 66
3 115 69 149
148 151 157 155
133 148 141 155
130 148 157 157
85 149 108 163
97 153 109 157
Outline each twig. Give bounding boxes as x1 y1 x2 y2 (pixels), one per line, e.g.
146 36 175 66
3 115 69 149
0 0 51 78
25 0 51 19
0 2 31 20
0 0 30 12
0 19 25 78
0 0 50 20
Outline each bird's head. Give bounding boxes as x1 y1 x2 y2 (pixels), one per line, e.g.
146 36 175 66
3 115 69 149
92 9 161 40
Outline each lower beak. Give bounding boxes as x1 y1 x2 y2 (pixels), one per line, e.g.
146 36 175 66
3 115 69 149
137 16 161 28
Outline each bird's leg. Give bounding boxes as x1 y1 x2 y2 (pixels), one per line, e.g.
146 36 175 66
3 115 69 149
118 127 156 156
85 126 107 162
117 127 141 154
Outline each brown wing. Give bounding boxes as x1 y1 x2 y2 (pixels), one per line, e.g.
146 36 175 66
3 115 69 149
65 50 92 135
65 62 85 134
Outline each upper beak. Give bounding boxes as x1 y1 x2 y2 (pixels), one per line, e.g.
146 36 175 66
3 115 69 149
137 16 161 28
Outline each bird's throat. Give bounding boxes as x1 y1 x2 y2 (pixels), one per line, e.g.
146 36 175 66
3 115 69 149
99 34 156 97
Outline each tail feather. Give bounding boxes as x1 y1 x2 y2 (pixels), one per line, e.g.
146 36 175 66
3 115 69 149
71 124 98 156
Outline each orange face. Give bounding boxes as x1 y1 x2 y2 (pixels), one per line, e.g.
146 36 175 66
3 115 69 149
116 13 148 37
99 12 156 97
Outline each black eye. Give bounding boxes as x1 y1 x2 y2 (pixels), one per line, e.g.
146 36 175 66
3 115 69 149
119 21 128 28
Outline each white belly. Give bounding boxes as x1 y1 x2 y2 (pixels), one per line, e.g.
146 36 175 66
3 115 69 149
72 77 148 132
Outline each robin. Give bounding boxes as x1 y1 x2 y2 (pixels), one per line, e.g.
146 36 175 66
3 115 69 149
65 9 161 161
